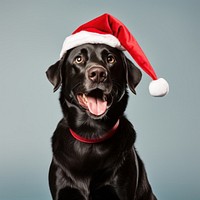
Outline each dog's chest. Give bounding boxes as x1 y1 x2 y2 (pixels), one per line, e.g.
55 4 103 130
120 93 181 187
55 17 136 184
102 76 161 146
61 140 120 177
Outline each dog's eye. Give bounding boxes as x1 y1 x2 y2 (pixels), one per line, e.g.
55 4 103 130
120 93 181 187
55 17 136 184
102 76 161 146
74 55 84 64
107 55 116 64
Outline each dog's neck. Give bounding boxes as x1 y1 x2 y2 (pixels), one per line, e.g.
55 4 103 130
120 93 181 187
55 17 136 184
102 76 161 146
69 119 120 144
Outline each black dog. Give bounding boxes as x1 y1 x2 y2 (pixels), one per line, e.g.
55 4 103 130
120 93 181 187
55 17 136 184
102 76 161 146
46 43 157 200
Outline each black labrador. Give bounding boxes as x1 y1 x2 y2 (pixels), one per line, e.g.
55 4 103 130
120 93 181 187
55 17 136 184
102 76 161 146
46 43 157 200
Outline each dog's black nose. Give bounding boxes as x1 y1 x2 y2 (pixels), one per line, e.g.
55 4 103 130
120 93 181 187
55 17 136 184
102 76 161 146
87 66 107 83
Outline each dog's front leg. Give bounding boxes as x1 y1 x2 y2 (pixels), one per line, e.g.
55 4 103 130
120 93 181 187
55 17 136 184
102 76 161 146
135 156 157 200
49 161 86 200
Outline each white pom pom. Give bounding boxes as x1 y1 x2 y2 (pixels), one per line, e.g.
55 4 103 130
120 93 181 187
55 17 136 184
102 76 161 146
149 78 169 97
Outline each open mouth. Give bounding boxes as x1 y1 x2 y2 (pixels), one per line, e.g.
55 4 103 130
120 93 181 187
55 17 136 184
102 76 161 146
77 89 110 116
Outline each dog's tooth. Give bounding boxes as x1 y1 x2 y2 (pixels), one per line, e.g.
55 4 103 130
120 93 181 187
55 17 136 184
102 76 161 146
83 94 88 103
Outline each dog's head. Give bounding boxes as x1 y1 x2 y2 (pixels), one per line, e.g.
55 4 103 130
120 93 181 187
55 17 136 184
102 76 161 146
46 44 142 119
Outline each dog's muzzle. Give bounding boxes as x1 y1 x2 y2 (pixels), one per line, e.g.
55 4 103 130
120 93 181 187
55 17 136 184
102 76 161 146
76 65 113 117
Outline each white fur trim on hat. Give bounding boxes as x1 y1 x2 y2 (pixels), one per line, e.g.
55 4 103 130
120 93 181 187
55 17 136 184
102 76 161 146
60 31 125 58
149 78 169 97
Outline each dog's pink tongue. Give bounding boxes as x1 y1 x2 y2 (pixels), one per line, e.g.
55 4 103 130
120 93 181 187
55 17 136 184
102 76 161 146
87 96 107 116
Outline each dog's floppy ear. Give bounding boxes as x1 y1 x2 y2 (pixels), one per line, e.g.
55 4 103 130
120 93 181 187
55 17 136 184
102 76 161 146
46 55 65 92
124 56 142 94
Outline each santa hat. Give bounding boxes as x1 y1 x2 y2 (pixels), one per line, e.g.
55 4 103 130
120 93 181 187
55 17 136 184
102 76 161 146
60 13 169 97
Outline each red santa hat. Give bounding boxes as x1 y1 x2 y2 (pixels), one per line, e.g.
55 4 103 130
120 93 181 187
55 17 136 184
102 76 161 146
60 13 169 97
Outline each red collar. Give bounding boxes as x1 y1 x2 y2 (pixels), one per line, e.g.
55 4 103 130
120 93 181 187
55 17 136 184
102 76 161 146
69 119 120 144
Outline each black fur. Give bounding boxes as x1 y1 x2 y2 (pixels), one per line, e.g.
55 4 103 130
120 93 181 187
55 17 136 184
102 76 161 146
46 44 157 200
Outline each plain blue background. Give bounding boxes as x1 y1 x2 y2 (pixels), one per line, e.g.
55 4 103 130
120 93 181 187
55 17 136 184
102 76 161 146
0 0 199 199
